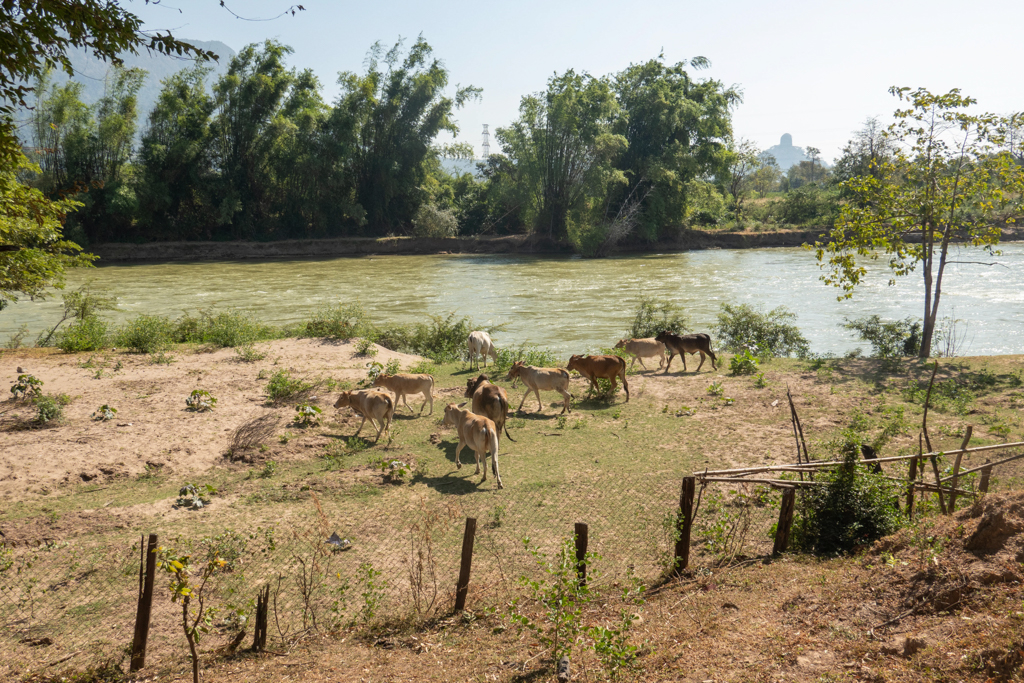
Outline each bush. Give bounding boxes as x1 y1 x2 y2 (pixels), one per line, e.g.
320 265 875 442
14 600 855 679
627 298 689 339
301 304 369 339
842 315 921 359
265 369 315 404
793 451 903 555
54 315 108 352
778 185 837 225
34 393 71 424
685 180 726 227
173 309 276 347
729 349 759 375
115 314 174 353
407 313 478 363
494 345 559 372
715 303 809 358
411 202 459 238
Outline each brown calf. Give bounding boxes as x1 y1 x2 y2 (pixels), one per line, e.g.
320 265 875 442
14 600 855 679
566 354 629 402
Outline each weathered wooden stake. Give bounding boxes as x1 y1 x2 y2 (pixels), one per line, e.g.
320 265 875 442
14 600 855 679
947 426 973 513
252 585 269 652
906 452 919 519
673 477 696 574
772 488 796 555
979 461 993 493
906 483 916 520
454 517 477 612
574 522 589 586
130 533 158 672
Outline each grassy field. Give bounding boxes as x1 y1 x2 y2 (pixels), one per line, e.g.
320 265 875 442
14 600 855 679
1 342 1022 681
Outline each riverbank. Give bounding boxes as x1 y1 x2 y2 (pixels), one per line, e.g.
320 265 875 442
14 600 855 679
87 227 1024 263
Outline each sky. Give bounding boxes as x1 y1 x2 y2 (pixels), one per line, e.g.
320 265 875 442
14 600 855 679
132 0 1024 163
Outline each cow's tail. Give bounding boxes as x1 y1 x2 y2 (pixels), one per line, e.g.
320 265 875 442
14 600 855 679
499 393 515 442
619 356 630 402
384 394 396 429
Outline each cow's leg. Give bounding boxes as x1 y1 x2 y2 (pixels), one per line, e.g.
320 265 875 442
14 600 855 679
419 392 430 415
517 391 529 412
534 387 544 412
454 437 467 470
664 351 675 373
658 351 666 369
637 356 648 371
681 351 688 372
353 414 367 437
559 388 572 414
478 448 488 482
622 370 630 402
695 351 706 372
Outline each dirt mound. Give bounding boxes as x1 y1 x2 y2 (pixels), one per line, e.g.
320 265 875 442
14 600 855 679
869 492 1024 616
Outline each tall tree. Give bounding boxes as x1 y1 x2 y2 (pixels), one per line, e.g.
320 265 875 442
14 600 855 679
805 146 821 183
334 37 480 232
832 117 894 185
498 70 621 240
814 87 1024 358
725 138 760 219
611 57 738 239
752 153 781 198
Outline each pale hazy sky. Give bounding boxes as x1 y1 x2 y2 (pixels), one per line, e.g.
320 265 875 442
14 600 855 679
133 0 1024 163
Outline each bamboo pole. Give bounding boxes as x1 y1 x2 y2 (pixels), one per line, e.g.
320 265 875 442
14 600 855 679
947 426 973 513
939 450 1024 481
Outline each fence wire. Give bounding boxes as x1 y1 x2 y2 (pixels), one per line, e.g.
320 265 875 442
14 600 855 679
1 447 1020 676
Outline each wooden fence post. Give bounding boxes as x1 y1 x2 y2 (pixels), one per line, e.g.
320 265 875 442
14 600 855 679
979 462 993 493
673 477 696 574
252 585 269 652
906 483 916 521
130 533 158 672
772 488 796 556
574 522 589 586
947 426 973 513
906 454 919 519
454 517 477 612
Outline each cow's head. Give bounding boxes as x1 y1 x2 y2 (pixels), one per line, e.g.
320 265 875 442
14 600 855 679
614 339 628 349
566 355 584 372
464 374 488 398
371 374 390 388
655 330 672 344
334 391 353 409
504 361 524 382
442 402 469 428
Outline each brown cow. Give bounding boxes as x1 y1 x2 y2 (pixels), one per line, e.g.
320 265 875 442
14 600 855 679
333 389 395 442
442 403 503 489
566 354 629 402
655 330 718 372
464 374 514 442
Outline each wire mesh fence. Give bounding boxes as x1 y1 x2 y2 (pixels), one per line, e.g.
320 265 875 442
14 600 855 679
2 443 1021 676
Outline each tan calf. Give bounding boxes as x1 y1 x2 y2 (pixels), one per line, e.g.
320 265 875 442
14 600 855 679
614 337 666 371
372 372 435 415
504 361 573 414
442 403 503 489
334 389 395 442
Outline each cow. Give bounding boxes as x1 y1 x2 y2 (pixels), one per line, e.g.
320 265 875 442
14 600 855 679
468 330 498 370
372 372 435 416
442 403 503 489
504 361 573 414
614 338 667 371
464 374 514 441
566 354 629 402
655 330 718 373
333 389 395 442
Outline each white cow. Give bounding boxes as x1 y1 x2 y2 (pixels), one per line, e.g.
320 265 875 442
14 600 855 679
372 373 435 415
504 361 573 414
334 389 395 442
468 330 498 370
614 338 667 371
442 403 503 489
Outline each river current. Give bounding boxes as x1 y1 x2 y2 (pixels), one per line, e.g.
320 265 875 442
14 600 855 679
4 245 1023 356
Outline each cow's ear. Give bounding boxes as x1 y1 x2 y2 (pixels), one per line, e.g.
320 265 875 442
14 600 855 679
458 402 467 408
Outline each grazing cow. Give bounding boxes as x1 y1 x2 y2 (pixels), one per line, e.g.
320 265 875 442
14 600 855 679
566 354 629 402
464 374 514 441
468 330 498 369
504 361 573 414
334 389 395 442
614 338 667 371
372 372 435 416
655 330 718 373
442 403 503 489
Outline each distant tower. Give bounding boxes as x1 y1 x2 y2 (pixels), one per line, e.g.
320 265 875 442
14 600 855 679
481 124 490 158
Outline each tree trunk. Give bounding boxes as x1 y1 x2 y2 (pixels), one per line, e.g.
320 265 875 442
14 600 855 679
918 221 935 359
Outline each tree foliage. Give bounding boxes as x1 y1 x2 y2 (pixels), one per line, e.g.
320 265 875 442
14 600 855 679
814 87 1024 358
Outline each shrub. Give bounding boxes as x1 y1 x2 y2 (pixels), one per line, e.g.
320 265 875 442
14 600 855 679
494 344 559 372
34 393 71 424
10 374 43 400
778 185 837 225
265 369 315 403
92 404 117 421
185 389 217 412
302 304 368 339
355 337 378 357
115 314 174 353
729 348 759 375
234 344 266 362
294 403 322 427
627 297 689 339
173 309 275 347
411 202 459 238
685 180 726 226
793 451 903 555
842 315 921 358
407 313 478 363
715 303 809 358
55 316 108 352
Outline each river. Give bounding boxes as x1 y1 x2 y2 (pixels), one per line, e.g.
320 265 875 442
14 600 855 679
4 245 1023 356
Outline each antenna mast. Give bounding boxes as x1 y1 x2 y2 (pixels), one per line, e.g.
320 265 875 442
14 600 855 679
481 124 490 158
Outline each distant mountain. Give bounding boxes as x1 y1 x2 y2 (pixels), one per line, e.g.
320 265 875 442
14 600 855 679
35 39 234 126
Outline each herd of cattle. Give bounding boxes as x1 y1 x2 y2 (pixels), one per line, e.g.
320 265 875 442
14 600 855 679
332 330 718 489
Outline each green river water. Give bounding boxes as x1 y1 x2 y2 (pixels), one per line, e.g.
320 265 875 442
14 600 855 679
3 245 1023 356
